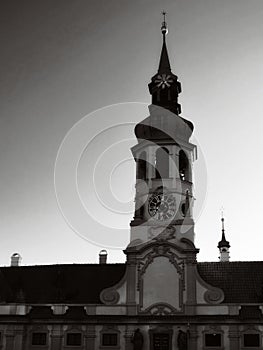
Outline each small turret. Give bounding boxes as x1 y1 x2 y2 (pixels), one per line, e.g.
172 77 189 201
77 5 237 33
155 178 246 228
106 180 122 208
218 215 230 262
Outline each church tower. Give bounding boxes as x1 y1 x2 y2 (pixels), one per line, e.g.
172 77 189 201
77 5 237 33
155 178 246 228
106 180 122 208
103 14 224 333
130 14 197 245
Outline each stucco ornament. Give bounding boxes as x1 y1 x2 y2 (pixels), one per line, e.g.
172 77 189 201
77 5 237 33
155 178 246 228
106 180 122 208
100 288 120 305
142 302 179 315
148 226 176 241
204 287 224 304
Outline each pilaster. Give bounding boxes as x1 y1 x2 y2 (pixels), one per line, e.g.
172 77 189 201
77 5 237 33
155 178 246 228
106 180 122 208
51 325 62 350
13 326 24 350
124 326 134 350
5 328 15 350
228 325 240 350
84 326 96 350
188 325 198 350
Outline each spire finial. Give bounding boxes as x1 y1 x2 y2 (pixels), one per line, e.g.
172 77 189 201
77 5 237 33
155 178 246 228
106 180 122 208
221 206 225 232
162 10 166 23
161 11 168 37
157 11 171 74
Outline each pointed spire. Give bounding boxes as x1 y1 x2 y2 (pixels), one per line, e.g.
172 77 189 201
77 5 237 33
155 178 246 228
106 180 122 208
158 12 171 74
218 211 230 249
218 210 230 262
148 12 183 116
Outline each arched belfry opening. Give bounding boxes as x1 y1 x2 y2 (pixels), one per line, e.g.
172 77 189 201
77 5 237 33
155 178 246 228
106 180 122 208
179 150 189 181
155 147 169 179
138 151 147 180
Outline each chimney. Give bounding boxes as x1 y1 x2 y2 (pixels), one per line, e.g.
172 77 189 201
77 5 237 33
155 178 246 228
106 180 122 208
11 253 22 266
99 250 107 264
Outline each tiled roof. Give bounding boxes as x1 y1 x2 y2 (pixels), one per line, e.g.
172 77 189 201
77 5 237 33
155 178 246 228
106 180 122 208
0 264 126 304
197 261 263 303
0 261 263 305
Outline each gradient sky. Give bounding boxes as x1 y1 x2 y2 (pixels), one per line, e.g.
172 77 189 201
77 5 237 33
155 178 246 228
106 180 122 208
1 0 263 266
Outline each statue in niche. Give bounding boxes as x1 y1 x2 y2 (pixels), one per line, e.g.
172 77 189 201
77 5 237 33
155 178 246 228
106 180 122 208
131 328 144 350
177 329 188 350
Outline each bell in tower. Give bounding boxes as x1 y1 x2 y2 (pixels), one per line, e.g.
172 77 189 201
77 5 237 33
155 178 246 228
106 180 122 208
130 13 197 245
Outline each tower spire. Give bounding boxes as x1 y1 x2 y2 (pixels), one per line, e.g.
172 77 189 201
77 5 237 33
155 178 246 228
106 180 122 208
218 210 230 262
148 12 182 115
158 11 171 74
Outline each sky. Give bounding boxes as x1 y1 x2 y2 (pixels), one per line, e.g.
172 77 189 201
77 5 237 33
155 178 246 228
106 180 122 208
1 0 263 266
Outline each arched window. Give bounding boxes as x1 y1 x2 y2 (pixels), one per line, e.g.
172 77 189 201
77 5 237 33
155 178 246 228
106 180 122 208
138 151 147 180
179 150 189 181
155 147 169 179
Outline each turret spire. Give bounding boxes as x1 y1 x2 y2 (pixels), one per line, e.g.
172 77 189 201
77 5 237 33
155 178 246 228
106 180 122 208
158 11 171 74
148 12 182 115
218 210 230 262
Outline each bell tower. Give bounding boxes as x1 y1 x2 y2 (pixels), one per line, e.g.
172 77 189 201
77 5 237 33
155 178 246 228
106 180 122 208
130 14 197 245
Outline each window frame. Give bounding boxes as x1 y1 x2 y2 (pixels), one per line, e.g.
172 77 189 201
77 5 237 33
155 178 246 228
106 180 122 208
65 331 82 347
242 331 261 348
31 332 48 347
100 327 120 349
203 332 223 349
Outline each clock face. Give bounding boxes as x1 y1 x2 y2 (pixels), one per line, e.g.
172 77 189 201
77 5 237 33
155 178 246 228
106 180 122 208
148 193 176 221
154 74 173 89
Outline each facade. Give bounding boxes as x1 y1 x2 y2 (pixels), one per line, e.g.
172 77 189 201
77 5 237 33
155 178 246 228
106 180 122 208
1 17 263 350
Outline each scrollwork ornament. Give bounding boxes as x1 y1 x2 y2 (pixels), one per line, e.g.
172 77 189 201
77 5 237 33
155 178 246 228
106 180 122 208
204 288 224 304
100 288 120 305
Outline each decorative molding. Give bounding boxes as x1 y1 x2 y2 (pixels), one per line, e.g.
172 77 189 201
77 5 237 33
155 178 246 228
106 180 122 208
99 264 129 305
150 226 176 241
137 243 185 314
100 288 120 305
203 325 222 333
204 287 224 305
51 305 68 315
195 266 225 305
185 255 197 264
137 245 184 283
140 302 180 315
101 325 119 331
242 324 260 332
